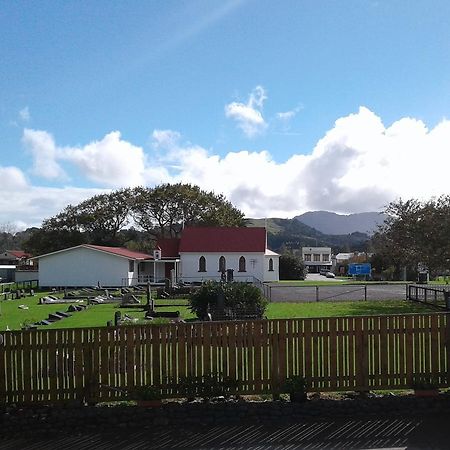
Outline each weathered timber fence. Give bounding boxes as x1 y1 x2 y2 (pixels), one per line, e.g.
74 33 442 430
1 313 449 405
408 284 450 310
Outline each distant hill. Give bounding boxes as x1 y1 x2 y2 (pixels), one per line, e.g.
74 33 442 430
294 211 386 235
246 218 370 254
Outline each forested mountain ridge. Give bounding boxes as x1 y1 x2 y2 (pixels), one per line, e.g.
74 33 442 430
246 218 370 253
295 211 386 235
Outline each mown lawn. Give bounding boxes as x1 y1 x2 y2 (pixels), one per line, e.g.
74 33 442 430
265 299 435 319
0 292 438 331
0 294 196 331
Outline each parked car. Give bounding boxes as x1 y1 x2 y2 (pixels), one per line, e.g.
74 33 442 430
325 272 336 278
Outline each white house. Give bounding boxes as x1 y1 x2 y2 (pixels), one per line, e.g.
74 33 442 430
33 245 155 288
33 227 279 287
301 246 332 274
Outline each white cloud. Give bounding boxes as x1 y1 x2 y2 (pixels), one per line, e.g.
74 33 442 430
276 106 301 123
276 110 296 121
22 129 147 187
19 106 30 122
149 107 450 218
0 181 104 229
225 86 268 137
10 106 450 229
22 129 68 180
62 131 146 187
0 166 28 191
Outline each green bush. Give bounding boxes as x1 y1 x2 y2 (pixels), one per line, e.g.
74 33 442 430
130 385 161 400
188 281 268 320
168 373 239 400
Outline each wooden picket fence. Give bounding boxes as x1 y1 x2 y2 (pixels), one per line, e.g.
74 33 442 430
1 313 450 405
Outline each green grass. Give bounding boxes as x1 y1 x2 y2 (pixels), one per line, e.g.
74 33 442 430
265 300 435 319
0 292 438 331
0 294 196 331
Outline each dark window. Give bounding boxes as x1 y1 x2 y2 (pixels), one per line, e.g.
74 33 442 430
238 256 246 272
219 256 226 272
268 258 274 272
198 256 206 272
129 260 135 272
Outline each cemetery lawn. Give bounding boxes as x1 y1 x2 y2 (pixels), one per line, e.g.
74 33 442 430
0 293 437 331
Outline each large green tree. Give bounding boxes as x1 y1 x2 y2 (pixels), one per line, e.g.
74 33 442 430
23 183 245 255
372 196 450 278
131 183 245 238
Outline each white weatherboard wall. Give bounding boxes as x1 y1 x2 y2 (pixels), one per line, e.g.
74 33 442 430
179 252 277 282
38 247 134 287
264 255 279 282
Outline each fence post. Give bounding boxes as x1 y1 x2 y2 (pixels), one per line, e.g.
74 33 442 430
446 312 450 385
355 317 369 390
364 285 367 301
316 286 319 302
0 332 6 404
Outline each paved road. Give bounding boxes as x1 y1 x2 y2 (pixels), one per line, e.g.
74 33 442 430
1 415 450 449
266 283 408 302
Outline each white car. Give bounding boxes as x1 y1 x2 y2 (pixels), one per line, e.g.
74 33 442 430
325 272 336 278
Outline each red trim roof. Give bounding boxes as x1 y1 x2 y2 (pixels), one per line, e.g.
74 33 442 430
156 238 181 258
84 245 153 260
7 250 31 258
179 227 266 253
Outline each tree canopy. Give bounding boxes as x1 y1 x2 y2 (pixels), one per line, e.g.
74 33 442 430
279 253 306 280
132 183 245 238
371 196 450 278
23 184 245 255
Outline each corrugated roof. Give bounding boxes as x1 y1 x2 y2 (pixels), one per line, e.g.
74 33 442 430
156 238 181 258
6 250 30 258
84 245 153 260
179 227 267 253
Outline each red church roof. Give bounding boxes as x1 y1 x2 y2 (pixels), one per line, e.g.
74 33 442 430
157 238 181 258
179 227 266 253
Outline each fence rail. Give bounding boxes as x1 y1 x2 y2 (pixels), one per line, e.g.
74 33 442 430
408 284 450 309
1 313 449 405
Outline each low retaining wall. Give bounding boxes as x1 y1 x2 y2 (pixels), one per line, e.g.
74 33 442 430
2 394 450 438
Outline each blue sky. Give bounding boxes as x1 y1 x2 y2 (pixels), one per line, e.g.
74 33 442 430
1 0 450 228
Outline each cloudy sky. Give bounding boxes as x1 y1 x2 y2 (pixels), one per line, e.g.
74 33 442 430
1 0 450 229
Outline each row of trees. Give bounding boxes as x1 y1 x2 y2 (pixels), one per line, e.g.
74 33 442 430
371 196 450 279
24 183 245 255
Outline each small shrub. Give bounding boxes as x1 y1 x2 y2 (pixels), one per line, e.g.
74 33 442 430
130 385 161 401
188 281 267 320
168 373 239 400
411 375 439 390
282 375 308 402
282 375 308 394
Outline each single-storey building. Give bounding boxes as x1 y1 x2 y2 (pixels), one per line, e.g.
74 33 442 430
33 227 279 287
174 227 279 283
33 245 157 288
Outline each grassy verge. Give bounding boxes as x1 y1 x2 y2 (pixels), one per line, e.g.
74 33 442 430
0 293 438 331
265 300 435 319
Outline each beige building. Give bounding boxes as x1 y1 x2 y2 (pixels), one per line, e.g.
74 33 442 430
301 247 332 274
